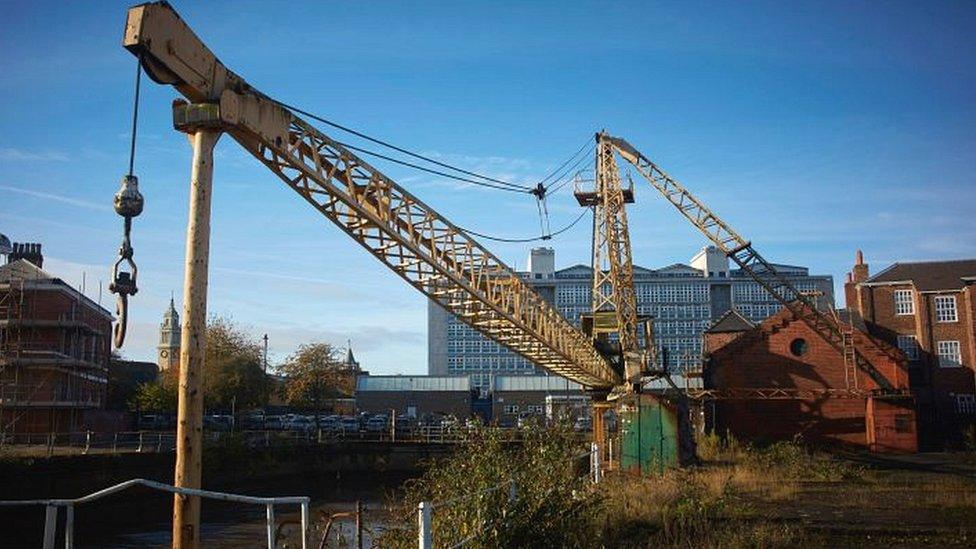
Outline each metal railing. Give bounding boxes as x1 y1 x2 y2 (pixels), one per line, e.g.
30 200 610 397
416 442 601 548
0 478 310 549
0 425 585 457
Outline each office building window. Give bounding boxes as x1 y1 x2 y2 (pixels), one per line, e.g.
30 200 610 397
894 290 914 315
896 335 919 361
935 295 957 323
937 340 962 368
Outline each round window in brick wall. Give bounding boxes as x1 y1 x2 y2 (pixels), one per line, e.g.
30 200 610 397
789 338 808 357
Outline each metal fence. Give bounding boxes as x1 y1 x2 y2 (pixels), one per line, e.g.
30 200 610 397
0 425 575 457
0 478 310 549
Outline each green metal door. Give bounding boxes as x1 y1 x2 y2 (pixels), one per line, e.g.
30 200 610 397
620 395 679 474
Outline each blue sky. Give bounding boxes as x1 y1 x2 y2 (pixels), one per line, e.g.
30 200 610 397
2 1 974 374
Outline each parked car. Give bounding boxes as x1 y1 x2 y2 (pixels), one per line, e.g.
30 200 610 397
339 416 360 434
204 414 234 431
495 416 516 429
243 412 266 430
366 415 388 433
288 416 315 432
138 414 173 430
317 415 340 432
395 415 416 433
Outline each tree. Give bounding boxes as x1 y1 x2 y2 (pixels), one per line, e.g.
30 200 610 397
138 316 269 413
129 381 177 413
279 343 348 414
202 316 268 411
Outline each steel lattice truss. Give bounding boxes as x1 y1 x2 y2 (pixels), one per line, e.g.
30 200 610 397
236 122 618 387
123 2 619 389
591 135 641 381
605 136 900 393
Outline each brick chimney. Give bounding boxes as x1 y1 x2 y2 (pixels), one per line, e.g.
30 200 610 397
8 242 43 268
844 249 868 309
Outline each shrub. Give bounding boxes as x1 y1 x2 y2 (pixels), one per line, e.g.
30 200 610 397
376 423 597 548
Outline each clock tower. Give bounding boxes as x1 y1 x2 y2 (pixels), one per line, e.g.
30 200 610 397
157 298 181 371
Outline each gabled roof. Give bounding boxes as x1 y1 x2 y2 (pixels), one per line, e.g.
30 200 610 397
834 308 868 333
656 263 699 273
866 259 976 292
0 259 113 317
0 259 54 282
706 309 754 333
556 264 592 275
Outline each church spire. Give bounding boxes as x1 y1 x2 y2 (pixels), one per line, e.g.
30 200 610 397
344 339 359 371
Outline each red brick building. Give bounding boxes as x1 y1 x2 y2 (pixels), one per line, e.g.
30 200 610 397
0 244 114 433
703 305 917 452
844 252 976 448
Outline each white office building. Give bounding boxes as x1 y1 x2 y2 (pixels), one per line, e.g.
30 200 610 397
428 246 834 388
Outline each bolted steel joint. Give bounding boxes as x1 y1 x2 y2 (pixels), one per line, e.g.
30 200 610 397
114 175 144 218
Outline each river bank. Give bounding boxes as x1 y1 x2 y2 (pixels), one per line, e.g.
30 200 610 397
1 438 444 547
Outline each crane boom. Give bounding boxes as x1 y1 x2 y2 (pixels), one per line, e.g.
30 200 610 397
123 2 619 388
606 135 898 393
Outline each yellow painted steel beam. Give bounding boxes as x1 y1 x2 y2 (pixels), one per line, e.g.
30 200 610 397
123 2 619 388
607 135 897 393
591 134 642 382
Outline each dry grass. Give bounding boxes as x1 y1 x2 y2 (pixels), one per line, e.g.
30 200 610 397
599 435 976 547
376 429 976 547
597 472 814 547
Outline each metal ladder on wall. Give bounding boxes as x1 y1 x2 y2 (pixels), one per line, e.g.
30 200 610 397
842 324 858 390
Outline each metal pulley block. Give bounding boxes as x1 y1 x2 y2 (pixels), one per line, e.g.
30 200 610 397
114 174 144 218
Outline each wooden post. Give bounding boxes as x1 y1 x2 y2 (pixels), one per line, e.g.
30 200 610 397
355 500 363 549
173 129 220 549
591 399 612 472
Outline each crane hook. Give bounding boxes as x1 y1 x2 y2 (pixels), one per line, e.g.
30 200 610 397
109 175 143 348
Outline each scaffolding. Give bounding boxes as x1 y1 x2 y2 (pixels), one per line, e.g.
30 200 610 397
1 269 110 433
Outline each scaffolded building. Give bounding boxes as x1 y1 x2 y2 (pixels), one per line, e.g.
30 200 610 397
0 244 113 433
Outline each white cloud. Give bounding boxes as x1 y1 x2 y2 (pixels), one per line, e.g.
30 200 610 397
0 148 69 162
0 184 111 212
